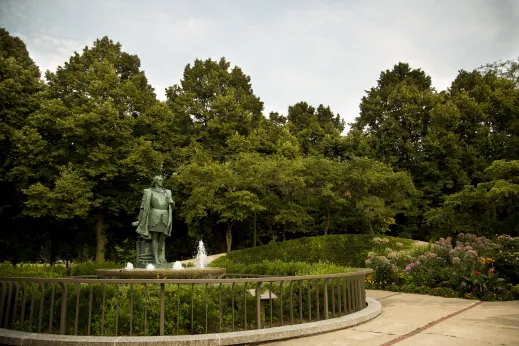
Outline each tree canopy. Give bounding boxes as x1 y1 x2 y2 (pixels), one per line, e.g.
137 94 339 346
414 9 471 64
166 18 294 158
1 29 517 263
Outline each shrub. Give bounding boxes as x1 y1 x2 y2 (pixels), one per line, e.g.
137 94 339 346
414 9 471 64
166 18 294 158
365 234 519 301
214 259 351 276
213 234 414 268
0 261 122 278
364 253 397 288
492 235 519 284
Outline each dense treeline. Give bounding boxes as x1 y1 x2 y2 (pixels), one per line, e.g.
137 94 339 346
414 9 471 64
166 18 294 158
1 29 518 263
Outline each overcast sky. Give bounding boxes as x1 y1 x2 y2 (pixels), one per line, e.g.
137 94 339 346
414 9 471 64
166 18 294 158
2 0 519 126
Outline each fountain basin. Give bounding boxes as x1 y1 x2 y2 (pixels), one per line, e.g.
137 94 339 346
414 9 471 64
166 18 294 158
95 267 226 279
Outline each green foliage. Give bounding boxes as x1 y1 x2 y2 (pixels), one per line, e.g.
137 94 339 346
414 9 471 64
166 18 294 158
426 160 519 237
364 234 519 300
8 36 171 261
0 261 120 278
213 258 351 276
1 30 519 270
286 102 344 156
478 56 519 87
113 239 136 264
211 234 414 268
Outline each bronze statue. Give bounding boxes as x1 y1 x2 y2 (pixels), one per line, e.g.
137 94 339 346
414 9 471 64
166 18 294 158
132 175 174 265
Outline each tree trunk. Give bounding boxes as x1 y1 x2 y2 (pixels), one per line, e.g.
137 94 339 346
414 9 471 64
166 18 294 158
95 210 106 263
253 211 257 247
324 209 330 235
368 222 374 236
283 225 286 242
225 223 232 253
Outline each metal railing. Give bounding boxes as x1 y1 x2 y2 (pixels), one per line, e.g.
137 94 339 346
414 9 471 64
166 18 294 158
0 269 371 337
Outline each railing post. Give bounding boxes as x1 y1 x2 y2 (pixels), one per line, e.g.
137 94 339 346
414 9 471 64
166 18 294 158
0 281 6 327
101 283 106 336
279 281 284 326
323 278 329 319
20 282 27 324
48 283 55 333
74 283 80 335
116 284 120 336
361 275 366 308
4 281 13 329
59 282 68 335
87 283 92 336
29 282 36 329
129 284 133 336
11 282 19 326
315 279 319 321
255 282 262 329
298 281 303 323
331 278 335 317
160 283 165 336
38 282 44 333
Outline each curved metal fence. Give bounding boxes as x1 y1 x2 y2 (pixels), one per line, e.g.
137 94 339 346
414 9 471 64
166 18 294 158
0 269 371 337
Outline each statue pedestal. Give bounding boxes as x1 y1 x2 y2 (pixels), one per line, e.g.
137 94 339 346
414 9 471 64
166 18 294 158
136 237 154 265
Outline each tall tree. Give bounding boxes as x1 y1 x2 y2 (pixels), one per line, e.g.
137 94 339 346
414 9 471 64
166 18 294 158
340 157 416 235
426 160 519 237
166 57 264 162
478 56 519 87
0 29 45 262
448 69 519 181
352 62 436 173
11 37 167 261
303 156 347 235
286 102 344 156
177 154 265 252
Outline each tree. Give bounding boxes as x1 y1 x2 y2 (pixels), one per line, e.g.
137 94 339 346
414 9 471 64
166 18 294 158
166 57 264 162
352 62 436 173
340 157 416 235
426 160 519 237
286 102 344 156
10 37 167 262
0 28 45 262
177 155 265 252
478 56 519 87
448 69 519 180
303 156 348 235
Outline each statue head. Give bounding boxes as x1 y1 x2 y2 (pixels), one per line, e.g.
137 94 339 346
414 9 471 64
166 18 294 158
152 175 164 188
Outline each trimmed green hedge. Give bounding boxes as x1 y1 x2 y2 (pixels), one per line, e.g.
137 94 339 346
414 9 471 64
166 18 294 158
211 234 414 268
0 261 121 278
218 259 352 276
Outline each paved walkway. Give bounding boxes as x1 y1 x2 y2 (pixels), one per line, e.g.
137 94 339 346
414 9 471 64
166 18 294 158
262 290 519 346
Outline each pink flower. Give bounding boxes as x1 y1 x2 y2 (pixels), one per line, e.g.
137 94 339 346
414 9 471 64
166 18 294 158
474 270 481 276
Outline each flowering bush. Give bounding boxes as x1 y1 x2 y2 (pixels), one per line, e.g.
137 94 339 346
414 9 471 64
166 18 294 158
365 252 397 288
364 234 519 301
492 235 519 284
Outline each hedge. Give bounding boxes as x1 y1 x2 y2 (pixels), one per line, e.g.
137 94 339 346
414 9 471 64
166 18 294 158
211 234 414 268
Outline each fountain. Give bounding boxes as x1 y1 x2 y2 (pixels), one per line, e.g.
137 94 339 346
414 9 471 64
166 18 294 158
96 239 225 279
196 240 207 269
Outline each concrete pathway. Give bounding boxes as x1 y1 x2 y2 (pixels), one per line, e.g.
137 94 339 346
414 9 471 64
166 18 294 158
261 290 519 346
